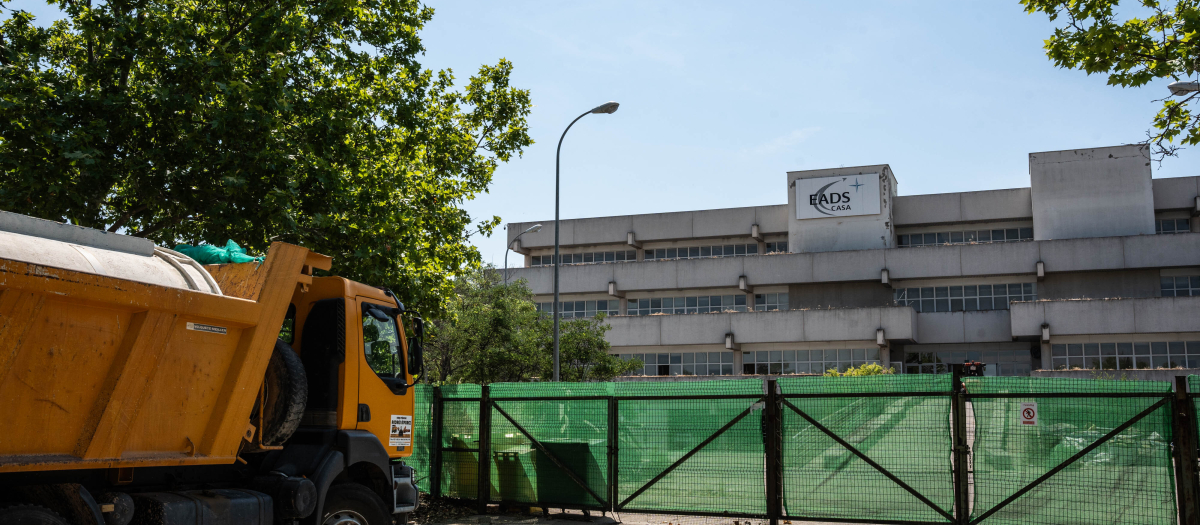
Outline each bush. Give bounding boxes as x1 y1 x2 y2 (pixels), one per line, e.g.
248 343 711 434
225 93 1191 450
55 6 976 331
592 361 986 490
824 363 895 377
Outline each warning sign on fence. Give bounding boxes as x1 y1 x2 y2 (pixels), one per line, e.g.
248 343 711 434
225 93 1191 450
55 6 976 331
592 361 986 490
1020 402 1038 426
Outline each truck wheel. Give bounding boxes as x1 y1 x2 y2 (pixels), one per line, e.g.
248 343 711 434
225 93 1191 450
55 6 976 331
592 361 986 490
0 505 70 525
261 339 308 446
320 484 391 525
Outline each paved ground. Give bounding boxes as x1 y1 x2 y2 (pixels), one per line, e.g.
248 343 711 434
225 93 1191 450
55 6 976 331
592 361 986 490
419 507 853 525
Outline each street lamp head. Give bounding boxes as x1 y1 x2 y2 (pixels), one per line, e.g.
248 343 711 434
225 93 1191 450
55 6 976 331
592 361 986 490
526 223 543 234
590 101 620 114
1169 80 1200 96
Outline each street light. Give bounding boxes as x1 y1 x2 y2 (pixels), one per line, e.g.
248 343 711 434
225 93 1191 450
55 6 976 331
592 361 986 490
504 223 542 284
1169 80 1200 96
553 101 620 382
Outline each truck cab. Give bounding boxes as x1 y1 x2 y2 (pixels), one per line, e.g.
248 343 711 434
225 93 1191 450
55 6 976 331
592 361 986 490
249 276 425 525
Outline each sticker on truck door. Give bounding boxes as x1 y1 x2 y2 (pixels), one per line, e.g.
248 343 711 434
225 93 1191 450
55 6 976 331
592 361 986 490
390 415 412 447
186 322 227 335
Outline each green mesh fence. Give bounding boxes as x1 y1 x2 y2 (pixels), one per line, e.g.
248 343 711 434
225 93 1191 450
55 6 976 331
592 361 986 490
404 375 1186 522
966 377 1175 525
778 374 954 523
614 379 766 515
410 385 434 492
439 384 483 499
488 382 613 508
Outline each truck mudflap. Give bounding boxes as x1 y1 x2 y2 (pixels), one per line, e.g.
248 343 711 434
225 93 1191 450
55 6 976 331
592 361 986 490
392 464 418 514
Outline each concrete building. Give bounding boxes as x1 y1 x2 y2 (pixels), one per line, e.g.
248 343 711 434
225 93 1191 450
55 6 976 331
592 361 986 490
504 144 1200 378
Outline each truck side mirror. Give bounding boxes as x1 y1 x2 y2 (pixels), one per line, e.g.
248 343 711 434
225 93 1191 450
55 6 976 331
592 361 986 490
409 317 425 382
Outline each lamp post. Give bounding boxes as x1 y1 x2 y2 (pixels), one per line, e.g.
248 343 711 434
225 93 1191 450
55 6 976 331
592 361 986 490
553 101 619 382
504 223 542 284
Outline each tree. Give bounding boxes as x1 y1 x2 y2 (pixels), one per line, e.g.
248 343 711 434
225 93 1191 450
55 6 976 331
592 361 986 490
0 0 532 317
1022 0 1200 159
424 267 640 384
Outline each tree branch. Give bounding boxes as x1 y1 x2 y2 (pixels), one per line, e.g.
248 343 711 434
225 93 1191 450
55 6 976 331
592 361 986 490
131 212 193 238
107 204 148 232
215 4 272 51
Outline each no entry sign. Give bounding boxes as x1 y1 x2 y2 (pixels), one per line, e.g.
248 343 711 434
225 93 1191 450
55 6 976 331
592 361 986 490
1020 402 1038 426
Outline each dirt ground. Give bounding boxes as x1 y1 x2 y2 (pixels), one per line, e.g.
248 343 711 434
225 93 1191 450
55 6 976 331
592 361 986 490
409 498 856 525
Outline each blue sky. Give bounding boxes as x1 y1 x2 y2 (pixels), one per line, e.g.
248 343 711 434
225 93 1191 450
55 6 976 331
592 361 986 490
11 1 1199 268
416 1 1198 268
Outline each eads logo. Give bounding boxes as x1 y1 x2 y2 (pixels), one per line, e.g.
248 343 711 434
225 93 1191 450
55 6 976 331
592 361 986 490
808 177 865 216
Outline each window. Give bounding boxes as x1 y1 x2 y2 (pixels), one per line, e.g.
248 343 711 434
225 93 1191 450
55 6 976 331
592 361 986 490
627 294 747 315
644 243 759 260
743 348 879 375
894 283 1036 312
1162 276 1200 297
621 351 734 376
1156 218 1191 234
535 300 619 318
1050 341 1200 370
754 293 789 311
764 241 788 253
531 250 636 266
897 227 1033 248
362 304 403 377
903 350 1030 376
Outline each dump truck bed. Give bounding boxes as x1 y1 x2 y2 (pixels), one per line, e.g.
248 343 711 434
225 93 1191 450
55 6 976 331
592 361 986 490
0 242 330 473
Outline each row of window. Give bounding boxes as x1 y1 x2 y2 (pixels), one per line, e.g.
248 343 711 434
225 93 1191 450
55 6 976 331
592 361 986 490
534 300 620 318
898 228 1034 248
530 250 638 267
628 295 748 315
742 348 881 375
1050 342 1200 370
893 283 1037 312
1156 218 1191 234
645 244 762 260
620 352 736 376
1161 276 1200 297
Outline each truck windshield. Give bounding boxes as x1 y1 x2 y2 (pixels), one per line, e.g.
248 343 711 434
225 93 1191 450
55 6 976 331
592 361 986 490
363 305 403 378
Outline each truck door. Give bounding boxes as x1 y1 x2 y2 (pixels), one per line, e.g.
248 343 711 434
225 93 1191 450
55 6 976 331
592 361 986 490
355 297 415 458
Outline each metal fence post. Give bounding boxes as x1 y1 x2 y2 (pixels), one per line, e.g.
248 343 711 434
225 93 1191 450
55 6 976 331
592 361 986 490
765 378 783 525
951 365 970 525
1173 376 1200 524
607 396 618 513
431 386 444 498
477 384 492 514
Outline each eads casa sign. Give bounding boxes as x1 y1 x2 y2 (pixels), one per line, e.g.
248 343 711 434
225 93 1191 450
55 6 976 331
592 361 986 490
795 174 880 219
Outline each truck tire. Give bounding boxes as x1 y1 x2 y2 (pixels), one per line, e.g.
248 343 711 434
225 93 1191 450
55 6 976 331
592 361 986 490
319 484 390 525
261 339 308 446
0 505 70 525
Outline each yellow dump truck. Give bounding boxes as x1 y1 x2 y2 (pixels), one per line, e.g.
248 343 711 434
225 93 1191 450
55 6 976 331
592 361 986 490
0 211 424 525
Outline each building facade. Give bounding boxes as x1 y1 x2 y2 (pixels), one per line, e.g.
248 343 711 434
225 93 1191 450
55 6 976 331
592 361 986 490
504 145 1200 378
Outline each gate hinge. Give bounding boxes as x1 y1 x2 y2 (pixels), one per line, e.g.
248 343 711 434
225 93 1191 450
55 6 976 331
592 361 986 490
954 445 971 454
